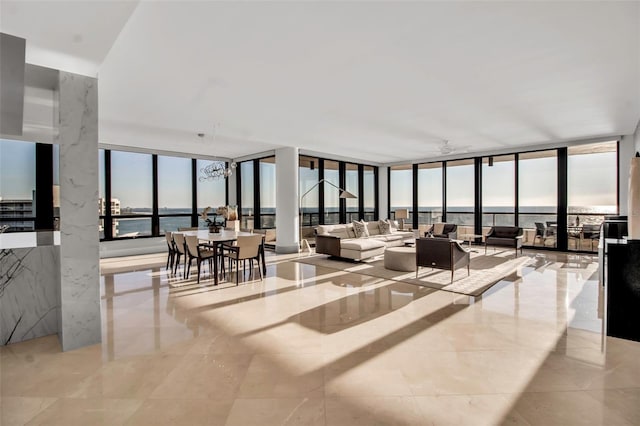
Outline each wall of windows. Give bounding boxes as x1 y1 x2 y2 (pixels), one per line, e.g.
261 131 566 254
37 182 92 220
298 155 378 228
389 140 619 252
99 148 228 240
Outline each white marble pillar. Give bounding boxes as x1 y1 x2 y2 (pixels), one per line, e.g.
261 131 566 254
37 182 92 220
275 147 300 253
378 166 389 220
57 72 101 351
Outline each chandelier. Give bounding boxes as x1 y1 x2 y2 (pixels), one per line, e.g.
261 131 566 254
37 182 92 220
199 161 237 181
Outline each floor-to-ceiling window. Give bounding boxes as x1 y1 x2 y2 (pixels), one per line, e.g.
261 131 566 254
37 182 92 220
345 163 359 222
567 141 617 252
239 161 254 229
158 155 192 232
196 159 227 228
299 155 377 227
363 165 376 222
324 160 340 224
390 164 413 226
445 159 474 231
482 155 515 231
519 150 558 248
417 162 443 227
98 149 229 241
259 156 276 228
299 156 320 238
110 151 153 238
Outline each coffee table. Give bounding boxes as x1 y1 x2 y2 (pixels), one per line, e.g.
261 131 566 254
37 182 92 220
384 246 416 272
458 233 483 250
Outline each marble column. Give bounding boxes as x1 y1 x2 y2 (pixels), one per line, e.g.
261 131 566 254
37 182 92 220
275 147 300 253
57 72 101 351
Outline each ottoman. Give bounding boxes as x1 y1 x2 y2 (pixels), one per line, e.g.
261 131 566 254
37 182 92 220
384 246 416 272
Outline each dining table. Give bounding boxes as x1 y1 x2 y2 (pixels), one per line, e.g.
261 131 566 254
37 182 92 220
183 229 265 285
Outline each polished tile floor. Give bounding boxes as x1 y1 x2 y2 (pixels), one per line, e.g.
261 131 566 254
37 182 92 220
2 249 640 425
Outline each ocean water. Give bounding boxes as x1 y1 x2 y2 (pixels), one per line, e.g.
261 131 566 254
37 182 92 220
109 205 617 237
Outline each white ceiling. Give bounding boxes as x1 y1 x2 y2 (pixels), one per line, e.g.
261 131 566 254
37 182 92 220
2 1 639 164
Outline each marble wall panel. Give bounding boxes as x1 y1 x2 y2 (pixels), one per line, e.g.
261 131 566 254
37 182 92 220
0 246 59 345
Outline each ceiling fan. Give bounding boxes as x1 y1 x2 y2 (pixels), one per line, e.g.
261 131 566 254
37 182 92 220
424 139 471 156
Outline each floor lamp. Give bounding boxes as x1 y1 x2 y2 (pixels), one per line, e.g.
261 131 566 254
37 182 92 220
300 179 357 252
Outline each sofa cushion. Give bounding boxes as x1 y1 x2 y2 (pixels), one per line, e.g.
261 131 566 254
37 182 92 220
352 220 370 238
341 238 386 251
378 219 392 235
367 221 381 236
433 223 445 235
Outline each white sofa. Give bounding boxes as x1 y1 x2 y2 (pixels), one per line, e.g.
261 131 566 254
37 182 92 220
315 221 414 261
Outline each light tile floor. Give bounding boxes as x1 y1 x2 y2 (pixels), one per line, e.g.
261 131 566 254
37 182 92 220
2 249 640 425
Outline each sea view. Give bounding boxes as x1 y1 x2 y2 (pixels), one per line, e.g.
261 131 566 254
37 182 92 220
106 205 617 238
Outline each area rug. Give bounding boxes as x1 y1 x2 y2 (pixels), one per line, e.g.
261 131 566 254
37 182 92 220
294 250 532 296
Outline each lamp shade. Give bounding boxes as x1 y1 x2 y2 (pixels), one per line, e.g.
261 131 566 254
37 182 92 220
395 209 409 219
339 190 357 199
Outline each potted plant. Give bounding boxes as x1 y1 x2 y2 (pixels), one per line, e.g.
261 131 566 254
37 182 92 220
200 206 225 233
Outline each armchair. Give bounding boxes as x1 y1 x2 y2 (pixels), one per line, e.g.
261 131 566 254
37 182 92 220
485 226 523 257
415 237 470 282
425 223 458 239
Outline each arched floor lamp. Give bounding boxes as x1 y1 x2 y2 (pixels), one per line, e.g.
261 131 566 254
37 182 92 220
300 179 357 252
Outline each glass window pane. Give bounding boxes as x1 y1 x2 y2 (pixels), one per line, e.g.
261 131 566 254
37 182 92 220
390 164 413 222
158 155 192 214
110 151 152 238
160 216 192 233
482 155 515 227
197 159 226 210
239 161 254 229
567 141 617 252
114 217 152 238
519 150 558 247
363 165 375 222
260 157 276 228
345 163 359 222
418 162 442 225
324 160 340 224
446 159 474 226
300 156 320 228
0 139 36 232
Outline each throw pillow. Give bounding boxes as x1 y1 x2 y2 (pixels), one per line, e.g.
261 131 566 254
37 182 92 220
378 219 392 235
352 220 370 238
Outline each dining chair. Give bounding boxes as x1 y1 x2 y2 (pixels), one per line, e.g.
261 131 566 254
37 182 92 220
184 235 215 283
165 231 176 271
172 233 187 277
221 235 264 285
534 222 547 246
581 224 601 251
